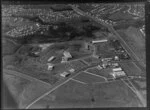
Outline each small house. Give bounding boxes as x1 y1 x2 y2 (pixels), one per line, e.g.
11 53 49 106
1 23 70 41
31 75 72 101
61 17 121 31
60 72 70 77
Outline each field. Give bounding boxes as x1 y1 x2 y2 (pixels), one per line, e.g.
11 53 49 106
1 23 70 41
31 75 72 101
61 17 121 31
83 56 101 65
2 38 20 56
130 78 146 90
29 79 142 108
53 63 72 73
87 67 113 79
12 63 59 85
69 60 87 71
119 62 143 76
117 27 145 63
73 71 106 83
130 78 147 103
3 72 52 108
95 42 116 57
29 80 92 108
108 10 135 21
92 80 142 107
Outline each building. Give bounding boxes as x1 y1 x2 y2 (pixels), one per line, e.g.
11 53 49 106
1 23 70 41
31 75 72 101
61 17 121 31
114 56 119 61
111 63 119 67
112 67 122 72
110 71 126 79
97 65 103 70
60 72 70 77
101 57 113 62
69 68 75 73
48 56 55 62
91 39 108 44
47 63 54 70
61 56 68 63
63 51 72 59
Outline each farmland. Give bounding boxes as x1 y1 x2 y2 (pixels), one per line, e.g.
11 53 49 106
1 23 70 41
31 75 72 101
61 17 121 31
73 71 106 83
117 26 145 64
87 67 113 79
119 62 143 76
28 79 142 108
69 60 87 71
95 42 116 57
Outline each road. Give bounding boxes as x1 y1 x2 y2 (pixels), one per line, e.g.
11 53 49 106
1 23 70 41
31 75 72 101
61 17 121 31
70 5 146 72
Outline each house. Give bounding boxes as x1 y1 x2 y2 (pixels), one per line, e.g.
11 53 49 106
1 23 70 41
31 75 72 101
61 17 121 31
47 63 54 70
114 56 119 61
69 68 75 73
60 72 70 77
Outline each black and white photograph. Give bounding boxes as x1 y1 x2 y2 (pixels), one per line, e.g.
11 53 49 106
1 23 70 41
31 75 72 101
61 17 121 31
1 1 147 109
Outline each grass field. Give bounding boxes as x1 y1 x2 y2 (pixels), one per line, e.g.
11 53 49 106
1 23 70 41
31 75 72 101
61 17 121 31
73 71 106 83
29 79 142 108
3 73 52 108
130 78 146 90
92 80 142 107
29 80 92 108
95 42 116 57
87 67 113 79
119 62 142 76
53 63 72 73
2 38 20 56
117 27 145 63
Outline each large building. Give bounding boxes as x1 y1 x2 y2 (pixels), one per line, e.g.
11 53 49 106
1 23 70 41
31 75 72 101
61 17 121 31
91 39 108 44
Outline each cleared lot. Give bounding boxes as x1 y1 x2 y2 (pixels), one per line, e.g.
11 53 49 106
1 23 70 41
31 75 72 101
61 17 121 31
73 71 106 83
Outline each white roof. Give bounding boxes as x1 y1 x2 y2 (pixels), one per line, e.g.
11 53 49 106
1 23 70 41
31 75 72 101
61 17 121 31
113 71 126 76
92 39 108 43
48 56 55 62
112 67 122 72
60 72 70 77
63 51 72 58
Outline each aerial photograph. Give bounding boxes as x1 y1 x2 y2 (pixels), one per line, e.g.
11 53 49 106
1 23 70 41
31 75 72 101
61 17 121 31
2 2 146 109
